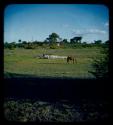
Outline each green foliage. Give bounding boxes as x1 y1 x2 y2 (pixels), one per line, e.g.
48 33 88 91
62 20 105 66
94 40 102 45
48 33 60 43
18 39 22 43
70 37 82 43
50 43 58 49
24 43 36 49
89 46 109 79
70 38 75 44
4 37 107 50
4 99 109 122
62 39 68 43
4 42 16 49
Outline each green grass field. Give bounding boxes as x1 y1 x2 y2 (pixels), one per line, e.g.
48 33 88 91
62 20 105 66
4 47 102 78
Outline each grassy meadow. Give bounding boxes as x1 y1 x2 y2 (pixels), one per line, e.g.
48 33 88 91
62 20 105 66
4 47 102 78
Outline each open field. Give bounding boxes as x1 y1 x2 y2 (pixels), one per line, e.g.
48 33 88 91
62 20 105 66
4 47 102 78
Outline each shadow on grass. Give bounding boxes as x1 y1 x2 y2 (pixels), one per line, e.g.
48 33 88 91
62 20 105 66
36 62 67 64
4 72 111 104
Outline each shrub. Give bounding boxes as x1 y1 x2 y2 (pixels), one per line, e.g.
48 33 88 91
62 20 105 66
89 46 109 79
24 44 36 49
50 44 58 49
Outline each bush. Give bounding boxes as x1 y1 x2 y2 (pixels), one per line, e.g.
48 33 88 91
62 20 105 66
24 44 36 49
4 99 110 122
89 46 109 79
50 44 58 49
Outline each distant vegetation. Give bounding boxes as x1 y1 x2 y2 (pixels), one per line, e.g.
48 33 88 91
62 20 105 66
4 32 109 79
4 32 109 50
4 40 108 50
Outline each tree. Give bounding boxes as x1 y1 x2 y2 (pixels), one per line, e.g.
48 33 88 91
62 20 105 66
94 40 102 45
89 46 109 79
48 33 60 43
17 39 23 48
105 40 109 45
11 42 16 48
43 39 48 43
4 42 16 49
70 38 75 44
82 42 87 47
74 37 82 43
24 42 36 49
22 41 27 44
70 36 82 44
4 42 9 48
45 33 60 49
62 39 68 43
18 39 22 43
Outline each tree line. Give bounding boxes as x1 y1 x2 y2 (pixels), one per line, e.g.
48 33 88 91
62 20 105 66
4 32 109 49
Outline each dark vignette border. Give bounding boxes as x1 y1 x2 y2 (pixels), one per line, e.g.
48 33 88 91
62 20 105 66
0 0 113 124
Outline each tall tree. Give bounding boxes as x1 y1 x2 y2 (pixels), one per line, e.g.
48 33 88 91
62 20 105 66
70 36 82 43
48 33 60 43
62 39 68 43
18 39 22 43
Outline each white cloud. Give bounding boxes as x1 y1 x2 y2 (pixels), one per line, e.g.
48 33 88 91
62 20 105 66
72 29 106 35
105 22 109 26
87 29 106 34
72 29 82 34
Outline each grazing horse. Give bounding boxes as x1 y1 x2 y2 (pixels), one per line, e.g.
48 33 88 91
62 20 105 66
67 56 77 64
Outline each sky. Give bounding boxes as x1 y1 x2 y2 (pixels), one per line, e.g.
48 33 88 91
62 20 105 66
4 4 109 43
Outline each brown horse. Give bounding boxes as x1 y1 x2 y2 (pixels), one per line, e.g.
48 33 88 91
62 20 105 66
67 56 77 64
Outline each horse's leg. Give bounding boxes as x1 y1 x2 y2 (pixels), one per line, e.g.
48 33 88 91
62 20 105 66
75 58 77 63
67 58 69 63
67 60 69 63
73 58 74 64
